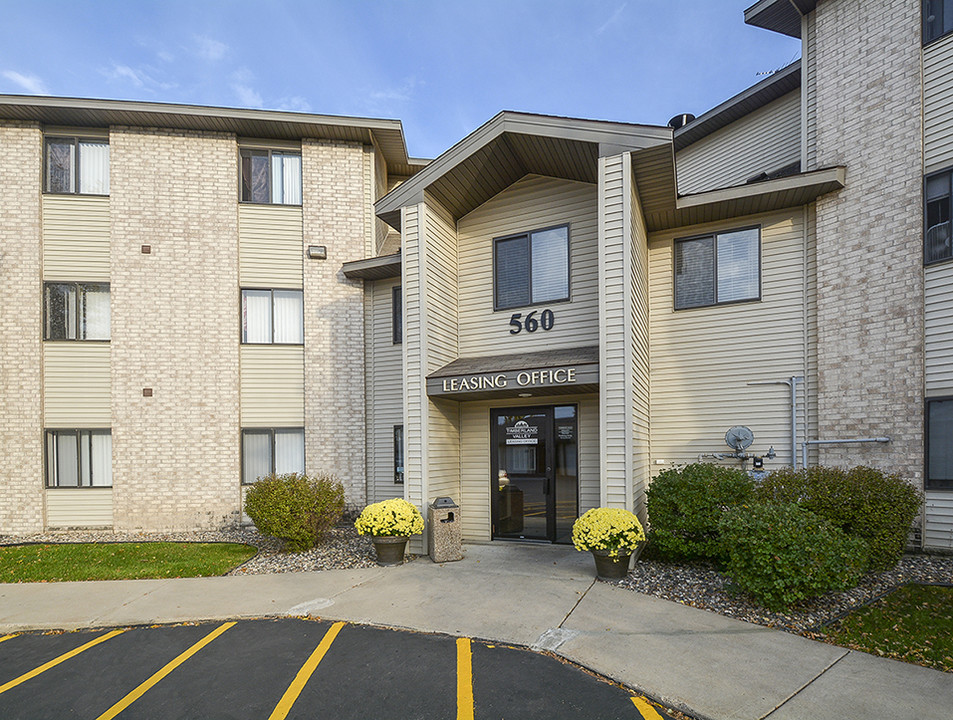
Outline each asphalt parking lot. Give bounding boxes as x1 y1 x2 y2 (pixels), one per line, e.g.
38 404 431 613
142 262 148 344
0 618 673 719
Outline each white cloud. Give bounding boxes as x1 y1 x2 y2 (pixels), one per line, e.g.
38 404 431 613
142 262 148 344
278 96 312 113
233 84 263 107
101 63 177 92
2 70 50 95
108 64 145 87
596 3 627 35
195 35 227 61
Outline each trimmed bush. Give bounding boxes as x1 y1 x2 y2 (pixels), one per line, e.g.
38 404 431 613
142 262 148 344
720 502 868 611
244 472 345 552
645 463 755 561
755 466 922 571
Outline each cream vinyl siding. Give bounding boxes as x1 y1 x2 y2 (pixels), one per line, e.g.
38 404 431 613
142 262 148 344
629 166 651 519
459 394 599 542
365 278 404 503
400 204 424 516
239 345 305 425
44 343 111 426
648 210 809 470
42 195 110 281
804 205 819 465
456 175 599 357
46 488 113 528
924 34 953 173
421 196 461 506
676 90 801 195
925 492 953 551
238 204 303 288
925 262 953 393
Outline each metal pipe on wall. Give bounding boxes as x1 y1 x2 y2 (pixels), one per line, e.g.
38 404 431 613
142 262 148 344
747 376 803 469
800 437 891 469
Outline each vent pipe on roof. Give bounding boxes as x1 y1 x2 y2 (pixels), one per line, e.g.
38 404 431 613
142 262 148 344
667 113 695 130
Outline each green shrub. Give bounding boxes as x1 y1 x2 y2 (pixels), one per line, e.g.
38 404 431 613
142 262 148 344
720 502 868 611
755 466 922 571
645 463 755 561
244 472 345 552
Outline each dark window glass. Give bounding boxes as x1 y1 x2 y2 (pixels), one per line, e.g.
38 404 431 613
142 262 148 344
241 150 270 203
926 171 953 264
925 0 953 43
927 398 953 489
392 285 402 344
46 139 74 193
394 425 404 484
495 235 531 309
675 228 760 309
44 283 110 340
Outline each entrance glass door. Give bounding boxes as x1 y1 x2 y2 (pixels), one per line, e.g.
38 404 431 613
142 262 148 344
491 405 578 543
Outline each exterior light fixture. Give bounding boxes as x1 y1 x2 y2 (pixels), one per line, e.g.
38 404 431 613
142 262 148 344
307 245 327 260
518 392 532 398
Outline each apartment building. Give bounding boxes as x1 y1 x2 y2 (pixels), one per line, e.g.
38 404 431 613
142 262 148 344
0 0 950 552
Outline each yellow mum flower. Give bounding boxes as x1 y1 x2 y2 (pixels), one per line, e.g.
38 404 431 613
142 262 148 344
571 508 645 556
355 498 425 537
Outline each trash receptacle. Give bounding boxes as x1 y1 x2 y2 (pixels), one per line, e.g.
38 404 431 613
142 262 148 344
428 497 462 563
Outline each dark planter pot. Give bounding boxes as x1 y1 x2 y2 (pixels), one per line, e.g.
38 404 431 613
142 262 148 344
371 536 408 566
589 542 645 580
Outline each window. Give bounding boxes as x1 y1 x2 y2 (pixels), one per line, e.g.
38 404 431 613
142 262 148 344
927 398 953 489
392 286 402 344
45 430 112 487
240 148 302 204
394 425 404 484
926 170 953 264
674 227 760 309
241 289 303 344
494 225 570 310
45 137 109 195
241 428 305 484
44 282 110 340
924 0 953 44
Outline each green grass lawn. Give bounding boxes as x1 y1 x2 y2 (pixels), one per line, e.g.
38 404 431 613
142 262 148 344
0 542 257 582
823 584 953 673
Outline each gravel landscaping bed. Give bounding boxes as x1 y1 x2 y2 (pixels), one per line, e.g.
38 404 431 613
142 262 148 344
614 553 953 635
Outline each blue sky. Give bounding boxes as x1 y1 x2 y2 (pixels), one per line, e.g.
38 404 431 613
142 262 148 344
0 1 800 159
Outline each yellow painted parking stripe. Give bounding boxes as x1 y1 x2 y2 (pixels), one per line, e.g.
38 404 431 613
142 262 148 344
631 695 664 719
268 621 345 720
0 634 17 644
456 637 474 720
95 621 235 720
0 629 125 695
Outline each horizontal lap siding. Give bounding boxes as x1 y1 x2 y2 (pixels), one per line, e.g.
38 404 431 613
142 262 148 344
677 90 801 195
46 488 113 528
239 346 305 425
44 343 111 426
925 492 953 551
456 175 599 357
366 278 403 503
401 205 423 514
630 172 650 521
459 394 599 542
238 204 303 288
926 263 953 393
648 210 807 470
42 195 110 281
924 34 953 174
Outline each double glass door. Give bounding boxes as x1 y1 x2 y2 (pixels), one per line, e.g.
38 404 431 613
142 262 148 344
491 405 578 543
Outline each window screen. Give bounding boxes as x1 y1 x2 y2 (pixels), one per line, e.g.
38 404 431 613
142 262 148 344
45 137 109 195
45 283 110 340
241 149 302 205
675 228 759 309
928 398 953 488
494 226 570 310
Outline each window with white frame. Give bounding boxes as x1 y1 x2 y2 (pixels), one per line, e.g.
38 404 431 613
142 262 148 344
45 137 110 195
674 227 761 309
494 225 570 310
241 289 303 344
242 428 305 484
927 397 953 489
44 282 110 340
240 148 302 205
926 170 953 264
46 430 112 487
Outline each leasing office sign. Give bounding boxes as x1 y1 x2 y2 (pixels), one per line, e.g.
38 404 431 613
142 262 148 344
426 364 599 397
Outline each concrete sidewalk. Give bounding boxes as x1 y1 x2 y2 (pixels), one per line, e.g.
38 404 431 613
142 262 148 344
0 543 950 720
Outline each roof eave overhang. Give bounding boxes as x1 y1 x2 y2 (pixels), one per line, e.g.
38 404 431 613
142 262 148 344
0 94 416 173
650 166 845 232
744 0 816 38
674 61 801 151
375 111 672 231
341 251 401 280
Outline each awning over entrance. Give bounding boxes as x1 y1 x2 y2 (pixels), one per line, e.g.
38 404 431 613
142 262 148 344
426 346 599 400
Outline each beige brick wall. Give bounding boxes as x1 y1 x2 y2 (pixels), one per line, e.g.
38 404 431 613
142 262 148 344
812 0 924 476
302 139 369 509
0 122 45 533
109 128 241 530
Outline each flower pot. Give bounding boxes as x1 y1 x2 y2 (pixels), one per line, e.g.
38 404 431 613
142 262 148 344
590 548 633 580
371 535 408 566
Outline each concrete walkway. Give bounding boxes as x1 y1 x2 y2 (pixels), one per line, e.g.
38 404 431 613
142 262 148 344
0 543 949 720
